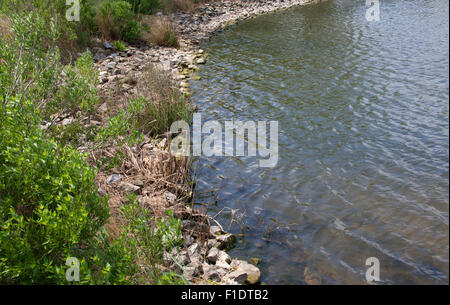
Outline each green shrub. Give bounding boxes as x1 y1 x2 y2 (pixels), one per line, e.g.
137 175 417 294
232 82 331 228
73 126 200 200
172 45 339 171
0 98 109 284
97 0 141 43
119 199 186 284
113 40 127 52
0 0 97 49
0 12 61 105
125 0 162 14
53 51 99 117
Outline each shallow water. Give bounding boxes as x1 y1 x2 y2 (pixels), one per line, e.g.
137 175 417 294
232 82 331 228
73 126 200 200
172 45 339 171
190 0 449 284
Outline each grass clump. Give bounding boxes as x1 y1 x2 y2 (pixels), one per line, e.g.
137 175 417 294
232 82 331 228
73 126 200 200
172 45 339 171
113 40 127 52
134 66 191 136
148 16 179 47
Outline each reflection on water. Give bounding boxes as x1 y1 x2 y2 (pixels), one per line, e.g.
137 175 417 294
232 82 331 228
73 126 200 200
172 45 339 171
190 0 449 284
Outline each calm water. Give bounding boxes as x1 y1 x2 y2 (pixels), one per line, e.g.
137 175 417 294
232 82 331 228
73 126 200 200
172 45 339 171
190 0 449 284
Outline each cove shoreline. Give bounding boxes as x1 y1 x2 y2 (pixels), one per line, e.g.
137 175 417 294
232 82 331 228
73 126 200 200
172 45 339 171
92 0 325 285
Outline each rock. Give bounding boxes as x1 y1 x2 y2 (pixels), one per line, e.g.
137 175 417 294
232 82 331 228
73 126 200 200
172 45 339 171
62 118 73 126
164 191 177 203
209 225 222 237
196 57 206 64
217 250 231 264
216 260 232 271
133 180 144 187
216 233 236 249
183 235 194 248
106 174 121 184
98 103 108 114
188 243 201 257
231 260 261 284
207 247 219 263
174 250 191 265
118 182 140 194
249 257 262 266
224 270 247 285
105 62 116 70
103 42 113 49
207 239 216 249
202 264 221 282
184 258 203 281
93 52 106 62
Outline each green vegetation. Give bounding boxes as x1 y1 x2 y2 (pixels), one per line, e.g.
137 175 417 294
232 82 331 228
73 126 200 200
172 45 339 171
0 2 192 284
113 40 127 52
96 0 141 43
148 16 179 47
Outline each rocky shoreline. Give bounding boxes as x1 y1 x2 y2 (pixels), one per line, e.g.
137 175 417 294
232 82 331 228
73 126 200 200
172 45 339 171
91 0 322 285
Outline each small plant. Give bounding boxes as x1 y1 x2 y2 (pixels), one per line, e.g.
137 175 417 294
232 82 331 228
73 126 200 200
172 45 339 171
113 40 127 52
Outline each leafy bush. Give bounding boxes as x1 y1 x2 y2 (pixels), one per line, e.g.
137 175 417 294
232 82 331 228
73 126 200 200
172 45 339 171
0 0 97 50
52 51 99 118
0 12 61 105
96 0 141 43
125 0 162 14
119 198 185 284
0 98 109 284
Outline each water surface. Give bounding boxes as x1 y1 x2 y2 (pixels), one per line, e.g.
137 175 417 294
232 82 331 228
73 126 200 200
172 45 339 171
191 0 449 284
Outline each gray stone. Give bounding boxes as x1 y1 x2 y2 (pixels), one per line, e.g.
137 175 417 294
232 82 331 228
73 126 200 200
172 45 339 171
188 243 201 256
210 225 222 237
217 250 231 264
230 260 261 284
118 182 140 194
105 62 116 70
216 233 236 249
103 42 113 49
224 270 247 285
174 250 191 265
202 264 220 282
216 259 231 271
62 118 73 126
164 191 177 203
106 174 121 184
207 247 219 263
